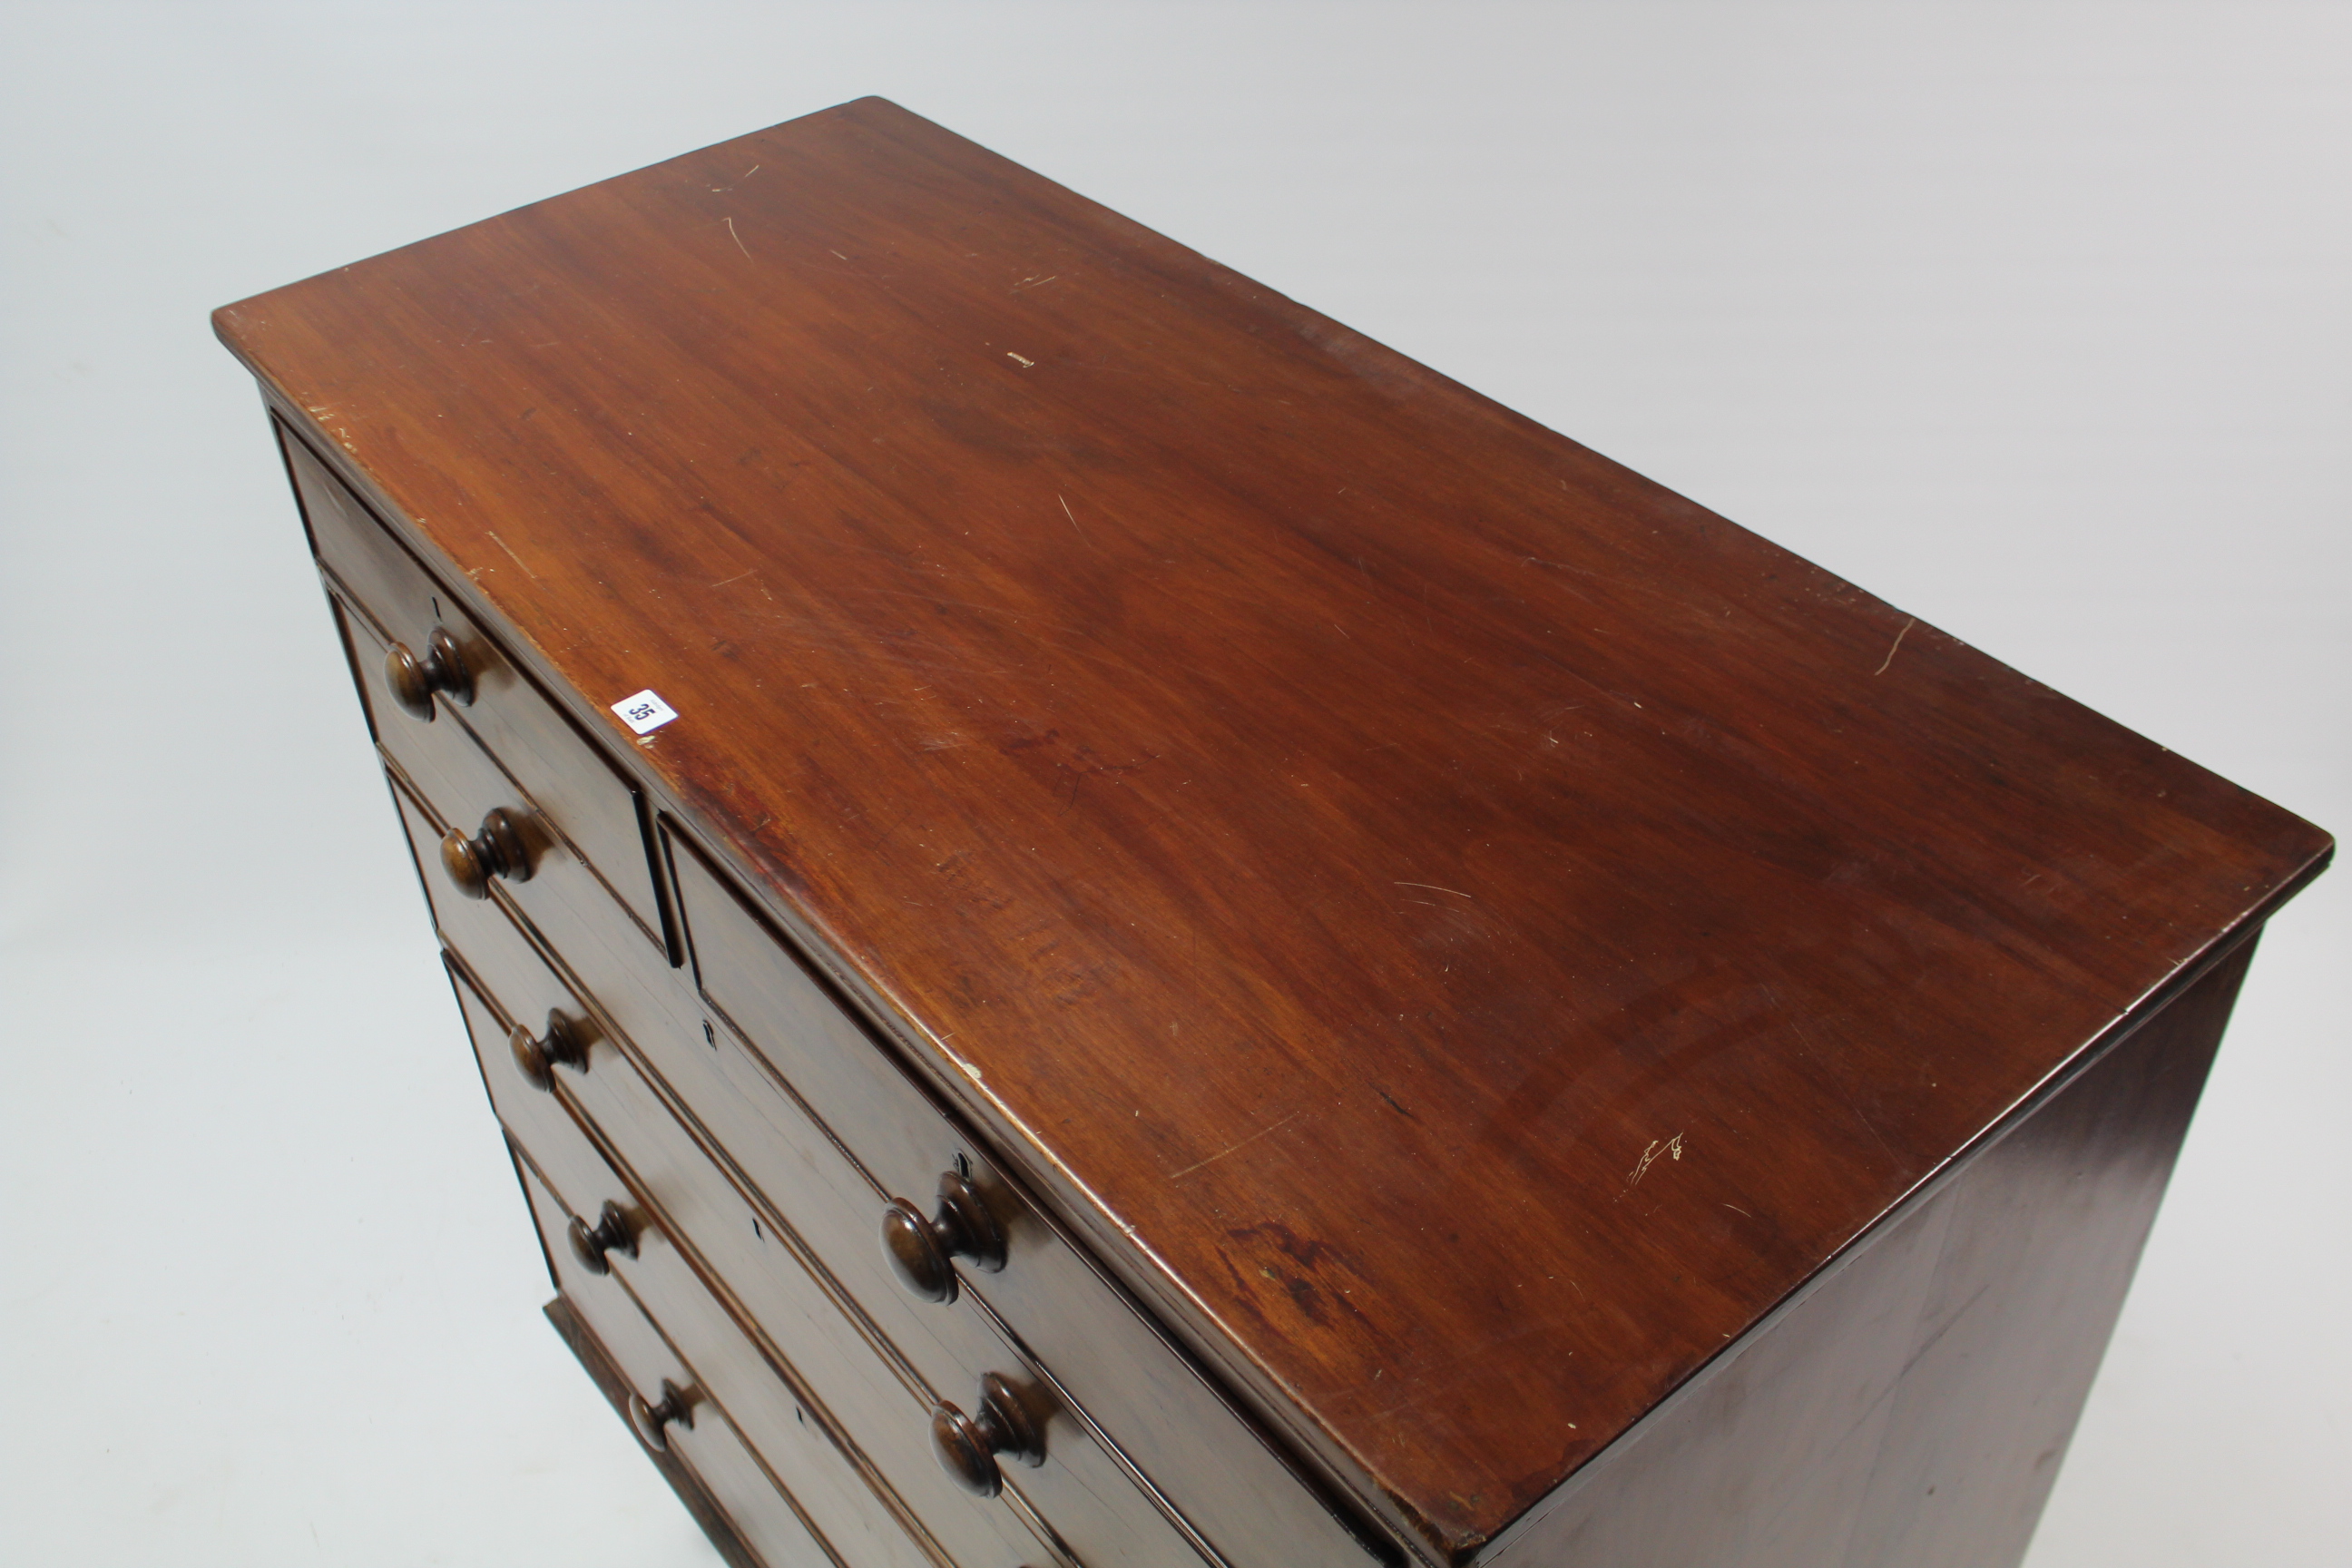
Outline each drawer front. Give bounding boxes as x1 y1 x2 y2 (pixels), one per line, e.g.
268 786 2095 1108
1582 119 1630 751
519 1158 839 1568
452 961 949 1568
452 957 1063 1568
668 833 1379 1568
283 421 668 946
472 968 959 1568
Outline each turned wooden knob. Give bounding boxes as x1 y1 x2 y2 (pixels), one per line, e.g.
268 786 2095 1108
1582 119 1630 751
566 1200 636 1275
930 1373 1043 1497
509 1010 587 1090
439 808 531 899
382 626 473 720
881 1171 1005 1304
627 1379 693 1453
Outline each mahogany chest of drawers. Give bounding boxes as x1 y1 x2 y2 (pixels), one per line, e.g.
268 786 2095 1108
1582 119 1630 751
215 98 2330 1567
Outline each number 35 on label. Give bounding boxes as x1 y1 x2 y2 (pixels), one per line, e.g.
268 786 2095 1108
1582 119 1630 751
611 689 679 735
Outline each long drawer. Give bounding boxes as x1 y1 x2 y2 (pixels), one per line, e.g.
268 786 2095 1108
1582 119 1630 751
520 1155 842 1568
284 419 670 950
447 954 965 1568
446 938 1092 1568
665 829 1382 1568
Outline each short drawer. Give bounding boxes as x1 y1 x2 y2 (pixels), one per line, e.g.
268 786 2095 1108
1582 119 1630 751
452 956 1063 1568
519 1156 840 1568
284 421 669 947
667 831 1380 1568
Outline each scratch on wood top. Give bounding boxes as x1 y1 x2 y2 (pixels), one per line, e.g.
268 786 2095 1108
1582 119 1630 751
1874 615 1916 676
1169 1112 1300 1181
485 531 539 581
1628 1132 1685 1186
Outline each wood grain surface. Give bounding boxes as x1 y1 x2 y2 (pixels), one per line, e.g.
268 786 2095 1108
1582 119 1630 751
215 97 2332 1559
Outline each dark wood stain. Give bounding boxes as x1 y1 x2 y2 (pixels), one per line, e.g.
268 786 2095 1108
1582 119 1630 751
215 98 2332 1559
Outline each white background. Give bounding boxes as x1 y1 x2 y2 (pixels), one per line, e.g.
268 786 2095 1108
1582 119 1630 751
3 4 2344 1563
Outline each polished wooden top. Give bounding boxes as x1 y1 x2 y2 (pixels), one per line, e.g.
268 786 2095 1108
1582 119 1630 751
216 99 2331 1559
